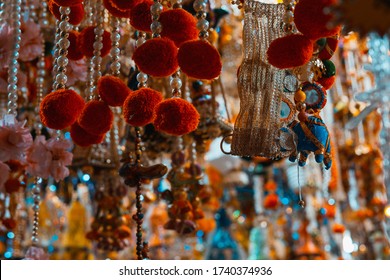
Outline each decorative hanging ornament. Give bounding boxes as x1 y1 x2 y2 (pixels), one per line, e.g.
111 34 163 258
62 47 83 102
40 6 85 130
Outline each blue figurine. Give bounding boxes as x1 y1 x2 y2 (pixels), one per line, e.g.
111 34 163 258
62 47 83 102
288 116 332 169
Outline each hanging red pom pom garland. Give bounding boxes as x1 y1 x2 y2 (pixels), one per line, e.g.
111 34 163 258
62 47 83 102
40 7 85 130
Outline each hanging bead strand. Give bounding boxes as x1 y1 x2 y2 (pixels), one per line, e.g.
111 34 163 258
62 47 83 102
193 0 209 40
92 0 105 91
6 0 22 117
54 7 71 90
135 32 148 88
31 179 41 245
110 16 121 77
282 0 296 34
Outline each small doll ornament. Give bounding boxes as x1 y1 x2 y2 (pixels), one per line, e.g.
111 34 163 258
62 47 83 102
288 82 332 169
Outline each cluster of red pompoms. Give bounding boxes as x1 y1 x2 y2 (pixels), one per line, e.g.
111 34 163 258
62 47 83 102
78 100 114 136
79 26 112 58
267 34 314 69
154 98 200 136
159 9 199 47
178 40 222 80
40 89 85 130
48 0 85 26
133 37 179 78
97 75 131 107
52 0 82 6
294 0 340 40
70 122 106 147
103 0 131 18
123 88 163 127
67 31 84 61
129 0 153 32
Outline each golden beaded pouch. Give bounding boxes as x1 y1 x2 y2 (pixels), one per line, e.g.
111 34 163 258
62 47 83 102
230 0 296 159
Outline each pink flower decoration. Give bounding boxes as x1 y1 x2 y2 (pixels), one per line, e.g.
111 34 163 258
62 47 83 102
26 136 51 178
19 19 43 62
0 161 10 192
0 120 33 162
24 246 49 260
0 24 14 69
26 136 73 182
66 59 87 86
46 138 73 182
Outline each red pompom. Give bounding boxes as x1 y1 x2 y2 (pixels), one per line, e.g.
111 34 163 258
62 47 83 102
53 0 82 6
67 31 84 61
133 37 179 78
111 0 142 10
40 89 85 130
318 35 339 60
103 0 131 18
160 9 199 47
78 100 113 136
178 40 222 80
129 0 153 32
70 122 105 147
97 76 131 107
79 26 112 58
267 34 314 69
123 88 163 127
154 98 200 136
294 0 341 40
316 75 336 90
48 1 85 26
4 178 22 194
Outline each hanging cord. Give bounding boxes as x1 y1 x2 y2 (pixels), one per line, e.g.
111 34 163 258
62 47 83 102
297 163 305 208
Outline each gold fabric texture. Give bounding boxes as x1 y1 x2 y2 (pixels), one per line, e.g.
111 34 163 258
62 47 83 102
231 0 295 159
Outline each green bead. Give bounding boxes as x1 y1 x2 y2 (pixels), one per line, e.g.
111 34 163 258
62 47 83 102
322 60 336 78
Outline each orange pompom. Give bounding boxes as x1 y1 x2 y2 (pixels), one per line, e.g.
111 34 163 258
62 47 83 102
133 37 179 78
130 0 153 32
318 36 339 60
111 0 141 10
79 26 112 58
123 88 163 127
52 0 82 6
264 180 277 191
324 204 336 219
97 75 131 107
67 31 84 61
159 9 198 47
154 98 200 136
103 0 131 18
70 122 105 147
78 100 113 136
40 89 85 130
294 0 341 40
267 34 314 69
316 75 335 90
264 193 279 210
178 40 222 80
332 223 345 234
48 1 85 26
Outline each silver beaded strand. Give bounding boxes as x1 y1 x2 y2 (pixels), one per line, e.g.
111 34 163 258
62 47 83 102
6 0 22 118
55 7 71 90
193 0 209 40
110 16 121 77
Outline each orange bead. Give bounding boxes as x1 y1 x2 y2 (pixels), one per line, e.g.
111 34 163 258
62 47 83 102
294 90 307 102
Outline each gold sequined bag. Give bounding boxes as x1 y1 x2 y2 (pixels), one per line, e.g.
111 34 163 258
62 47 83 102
231 0 296 159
